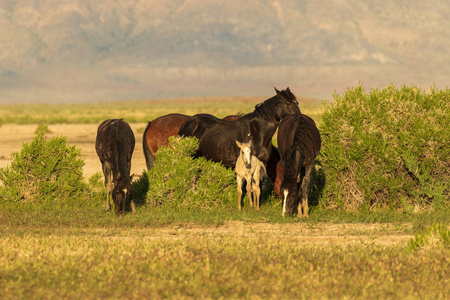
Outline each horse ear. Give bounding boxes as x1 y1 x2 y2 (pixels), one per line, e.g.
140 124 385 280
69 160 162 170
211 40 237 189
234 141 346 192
274 87 281 97
236 140 242 148
248 139 252 147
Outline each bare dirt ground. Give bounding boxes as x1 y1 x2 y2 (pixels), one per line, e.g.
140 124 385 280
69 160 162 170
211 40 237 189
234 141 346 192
94 221 413 247
0 124 414 246
0 123 148 180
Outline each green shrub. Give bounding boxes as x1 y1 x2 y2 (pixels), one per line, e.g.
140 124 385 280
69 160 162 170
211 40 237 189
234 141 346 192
0 125 87 202
143 136 236 209
319 84 450 211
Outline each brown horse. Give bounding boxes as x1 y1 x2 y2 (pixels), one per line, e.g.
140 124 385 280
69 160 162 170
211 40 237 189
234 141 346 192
277 113 321 218
95 119 136 214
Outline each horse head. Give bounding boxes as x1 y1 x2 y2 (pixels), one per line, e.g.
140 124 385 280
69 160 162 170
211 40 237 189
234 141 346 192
280 177 298 217
255 87 301 122
112 172 132 214
236 140 253 169
275 87 301 115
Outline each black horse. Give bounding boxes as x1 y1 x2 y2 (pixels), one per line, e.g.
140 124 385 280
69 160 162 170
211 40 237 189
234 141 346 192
95 119 136 214
277 113 321 218
178 87 301 168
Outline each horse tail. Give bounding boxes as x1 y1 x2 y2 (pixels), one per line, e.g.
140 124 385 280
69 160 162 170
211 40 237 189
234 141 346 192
142 122 156 170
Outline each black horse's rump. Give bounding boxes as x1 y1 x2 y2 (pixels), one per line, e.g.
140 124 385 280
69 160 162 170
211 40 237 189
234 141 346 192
277 113 321 217
95 119 135 214
178 87 301 168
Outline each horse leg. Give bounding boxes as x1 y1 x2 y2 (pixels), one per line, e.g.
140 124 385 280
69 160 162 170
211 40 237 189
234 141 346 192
246 174 253 207
130 199 136 213
298 165 312 218
237 175 244 210
103 162 113 211
252 172 261 210
253 180 261 210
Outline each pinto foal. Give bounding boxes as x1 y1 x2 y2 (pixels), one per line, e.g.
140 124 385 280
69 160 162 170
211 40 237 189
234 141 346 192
235 140 266 210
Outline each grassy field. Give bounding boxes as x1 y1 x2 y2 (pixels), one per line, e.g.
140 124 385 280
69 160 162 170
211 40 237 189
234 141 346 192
1 201 449 299
1 94 449 299
0 96 324 125
1 225 448 299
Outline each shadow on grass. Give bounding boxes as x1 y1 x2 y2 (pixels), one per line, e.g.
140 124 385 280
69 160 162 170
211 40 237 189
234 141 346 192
130 172 149 211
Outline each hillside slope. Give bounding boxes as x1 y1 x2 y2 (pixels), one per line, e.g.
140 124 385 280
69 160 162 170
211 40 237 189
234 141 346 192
0 0 449 102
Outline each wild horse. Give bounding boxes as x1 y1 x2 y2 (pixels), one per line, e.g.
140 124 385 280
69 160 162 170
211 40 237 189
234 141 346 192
95 119 136 214
277 113 321 218
178 87 301 168
235 140 266 210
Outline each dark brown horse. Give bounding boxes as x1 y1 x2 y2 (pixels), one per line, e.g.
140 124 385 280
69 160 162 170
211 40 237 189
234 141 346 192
277 113 321 218
95 119 136 214
178 88 301 169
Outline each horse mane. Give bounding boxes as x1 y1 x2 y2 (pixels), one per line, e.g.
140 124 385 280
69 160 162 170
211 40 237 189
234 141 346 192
253 95 278 119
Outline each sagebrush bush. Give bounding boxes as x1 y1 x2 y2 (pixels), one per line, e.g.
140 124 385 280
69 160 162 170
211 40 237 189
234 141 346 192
319 84 449 211
142 136 236 209
0 125 88 202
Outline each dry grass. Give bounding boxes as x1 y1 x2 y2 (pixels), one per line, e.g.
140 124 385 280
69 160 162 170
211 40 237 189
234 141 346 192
0 222 448 299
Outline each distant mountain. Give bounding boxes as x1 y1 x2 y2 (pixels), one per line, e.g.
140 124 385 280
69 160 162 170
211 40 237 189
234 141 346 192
1 0 449 103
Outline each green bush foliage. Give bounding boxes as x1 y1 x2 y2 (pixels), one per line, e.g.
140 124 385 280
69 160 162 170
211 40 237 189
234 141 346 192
142 136 237 209
0 125 88 202
319 84 449 211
